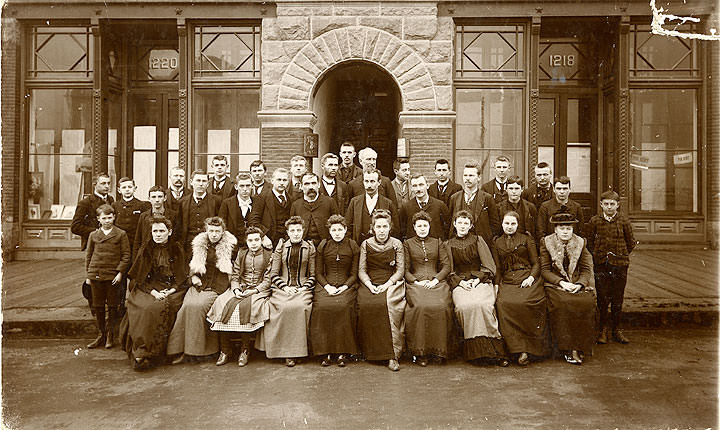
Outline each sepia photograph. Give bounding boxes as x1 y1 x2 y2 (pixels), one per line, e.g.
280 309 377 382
0 0 718 428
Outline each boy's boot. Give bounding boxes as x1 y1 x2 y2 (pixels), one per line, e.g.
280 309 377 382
105 306 117 349
611 311 629 344
88 307 106 349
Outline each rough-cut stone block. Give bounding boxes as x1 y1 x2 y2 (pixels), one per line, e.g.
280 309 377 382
370 31 392 63
263 41 291 63
385 44 413 73
358 16 402 39
322 29 343 62
379 38 402 67
261 85 280 110
279 85 309 102
426 63 452 85
428 41 453 62
397 63 428 85
393 54 421 78
285 63 317 84
335 28 352 59
402 74 434 94
263 62 289 84
295 53 323 77
262 18 281 41
277 17 310 40
404 40 430 58
403 17 437 40
334 5 380 16
380 5 438 16
363 29 381 60
283 74 313 93
277 5 333 16
311 38 337 65
311 17 356 39
279 97 307 110
283 41 308 61
348 28 365 58
406 98 436 111
434 17 454 41
406 86 435 102
301 44 329 70
435 86 453 110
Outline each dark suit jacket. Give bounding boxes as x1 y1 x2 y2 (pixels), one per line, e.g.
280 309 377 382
399 197 451 240
319 178 350 212
481 179 508 204
345 194 399 244
338 163 362 184
219 195 255 247
347 174 399 210
448 189 501 246
209 176 237 200
290 195 340 242
428 180 463 208
248 189 292 244
71 193 115 250
521 184 554 211
132 207 180 255
167 186 191 212
497 198 537 238
177 193 222 245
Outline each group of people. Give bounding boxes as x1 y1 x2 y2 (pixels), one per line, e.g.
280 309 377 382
72 142 636 372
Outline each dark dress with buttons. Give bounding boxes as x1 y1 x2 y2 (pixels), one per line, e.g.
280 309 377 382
310 237 360 355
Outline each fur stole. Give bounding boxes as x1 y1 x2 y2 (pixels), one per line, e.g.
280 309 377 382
544 233 584 281
189 231 237 276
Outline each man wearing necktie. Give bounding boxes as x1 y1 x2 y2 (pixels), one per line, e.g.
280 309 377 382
178 169 222 257
318 153 350 211
447 161 500 246
399 174 451 240
289 155 308 201
71 173 115 250
209 155 236 200
391 158 411 207
481 156 511 203
219 172 256 256
536 176 585 241
249 159 268 197
428 159 462 208
249 167 292 247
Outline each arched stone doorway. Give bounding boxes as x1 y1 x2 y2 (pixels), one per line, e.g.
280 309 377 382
311 61 401 177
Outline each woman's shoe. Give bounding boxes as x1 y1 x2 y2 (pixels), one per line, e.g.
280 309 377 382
321 354 332 367
171 354 185 365
87 334 106 349
496 358 510 367
612 330 630 344
388 359 400 371
572 350 584 364
285 358 296 367
417 356 428 367
238 349 249 367
564 351 582 365
337 355 347 367
215 352 230 366
518 352 530 366
133 357 150 371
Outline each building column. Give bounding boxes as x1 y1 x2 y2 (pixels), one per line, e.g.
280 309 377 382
707 12 720 249
528 17 541 173
177 18 189 170
399 111 456 179
91 18 108 176
2 17 20 259
616 17 631 212
257 111 316 174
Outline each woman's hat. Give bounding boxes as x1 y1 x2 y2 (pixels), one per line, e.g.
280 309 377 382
549 212 579 225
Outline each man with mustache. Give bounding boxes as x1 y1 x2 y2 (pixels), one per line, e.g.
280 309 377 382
167 167 191 211
448 161 501 247
290 173 340 247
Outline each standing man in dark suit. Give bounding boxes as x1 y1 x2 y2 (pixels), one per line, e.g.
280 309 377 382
178 169 222 257
289 155 308 202
219 172 255 255
481 155 511 203
536 176 585 240
347 147 399 209
209 155 236 200
428 159 462 208
249 159 269 197
71 173 114 250
290 172 339 246
399 174 451 240
318 153 350 212
522 161 555 210
249 167 292 248
167 166 191 212
337 141 362 184
391 158 411 207
448 161 501 246
345 168 399 244
496 176 537 238
111 176 151 261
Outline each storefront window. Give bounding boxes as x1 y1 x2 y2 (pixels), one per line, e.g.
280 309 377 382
455 88 524 182
193 89 260 172
27 89 93 221
629 89 698 213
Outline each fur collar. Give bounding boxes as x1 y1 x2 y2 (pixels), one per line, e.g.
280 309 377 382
189 231 237 276
544 233 584 281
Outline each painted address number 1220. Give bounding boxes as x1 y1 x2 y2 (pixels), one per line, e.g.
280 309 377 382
549 54 575 67
149 57 178 70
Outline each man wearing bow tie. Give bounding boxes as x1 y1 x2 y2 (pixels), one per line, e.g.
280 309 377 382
536 176 585 241
249 168 293 247
71 173 115 250
399 174 450 240
209 155 236 200
428 159 462 208
481 156 511 203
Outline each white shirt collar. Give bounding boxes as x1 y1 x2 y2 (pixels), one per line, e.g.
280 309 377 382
272 189 287 200
194 192 207 202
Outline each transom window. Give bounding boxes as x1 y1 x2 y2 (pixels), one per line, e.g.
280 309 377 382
455 25 525 79
28 26 93 79
193 25 261 79
629 24 699 78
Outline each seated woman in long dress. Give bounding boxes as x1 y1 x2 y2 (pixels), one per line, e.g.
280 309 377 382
310 214 360 367
357 209 405 371
120 216 188 371
167 216 237 363
494 211 549 366
403 211 452 367
447 210 509 367
539 212 597 365
255 216 315 367
206 226 272 367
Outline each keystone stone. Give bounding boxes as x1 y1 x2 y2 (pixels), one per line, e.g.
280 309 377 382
311 17 356 39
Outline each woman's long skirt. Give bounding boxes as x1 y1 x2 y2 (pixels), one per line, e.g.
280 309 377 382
357 282 406 361
310 288 359 355
496 278 549 356
206 289 270 332
452 283 506 360
404 281 453 358
255 289 313 358
119 287 186 360
166 288 219 356
545 287 597 354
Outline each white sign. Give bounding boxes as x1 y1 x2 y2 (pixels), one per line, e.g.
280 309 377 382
673 152 693 165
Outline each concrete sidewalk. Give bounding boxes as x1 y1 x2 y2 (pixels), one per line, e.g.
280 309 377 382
2 249 718 337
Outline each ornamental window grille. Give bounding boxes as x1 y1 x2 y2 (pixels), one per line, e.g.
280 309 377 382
28 26 93 79
193 25 261 79
455 25 525 79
